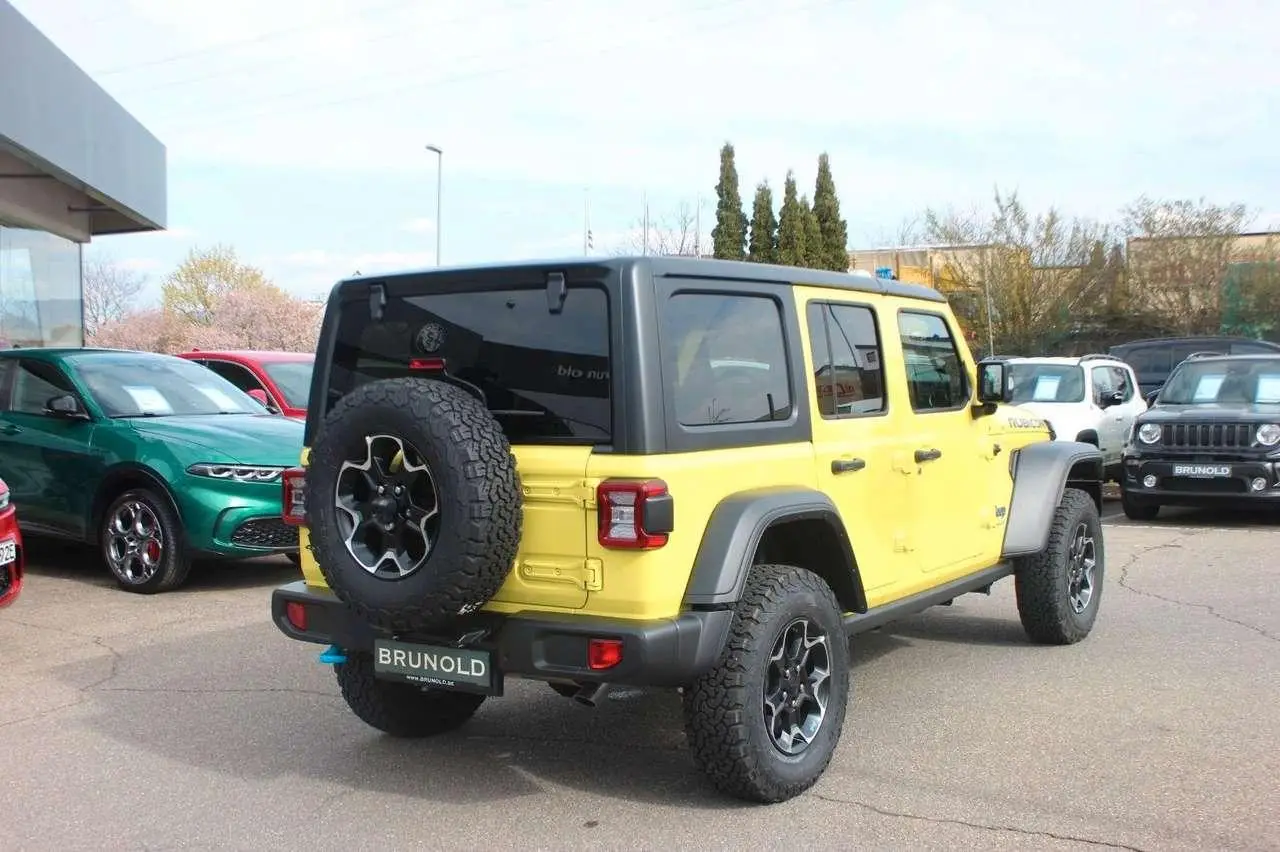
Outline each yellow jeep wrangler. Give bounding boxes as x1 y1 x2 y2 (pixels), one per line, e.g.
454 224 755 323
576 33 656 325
271 257 1106 803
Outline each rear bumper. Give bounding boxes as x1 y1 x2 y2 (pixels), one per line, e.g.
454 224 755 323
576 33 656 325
0 513 24 609
270 580 732 689
1122 455 1280 503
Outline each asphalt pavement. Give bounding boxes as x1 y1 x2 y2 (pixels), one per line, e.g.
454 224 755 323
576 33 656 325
2 502 1278 852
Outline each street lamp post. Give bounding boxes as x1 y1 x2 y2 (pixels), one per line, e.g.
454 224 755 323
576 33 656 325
425 144 442 265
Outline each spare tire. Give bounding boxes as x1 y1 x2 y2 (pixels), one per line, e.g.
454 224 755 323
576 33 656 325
304 376 522 635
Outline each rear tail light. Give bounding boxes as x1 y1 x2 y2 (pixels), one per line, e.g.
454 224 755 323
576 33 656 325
587 638 623 670
409 357 446 371
596 478 673 549
285 601 308 631
282 467 307 526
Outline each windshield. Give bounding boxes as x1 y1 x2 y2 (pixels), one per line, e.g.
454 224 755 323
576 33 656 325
1157 358 1280 406
261 359 314 408
1007 364 1085 404
71 357 264 417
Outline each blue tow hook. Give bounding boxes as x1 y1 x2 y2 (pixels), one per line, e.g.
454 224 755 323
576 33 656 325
318 645 347 665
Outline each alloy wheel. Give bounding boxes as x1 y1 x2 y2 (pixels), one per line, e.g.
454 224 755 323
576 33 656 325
105 500 165 584
334 434 441 579
763 616 832 756
1067 521 1097 614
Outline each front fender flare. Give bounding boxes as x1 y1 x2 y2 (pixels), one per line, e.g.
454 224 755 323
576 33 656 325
682 486 861 610
1001 440 1104 558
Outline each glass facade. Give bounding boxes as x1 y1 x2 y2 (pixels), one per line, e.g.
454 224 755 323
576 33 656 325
0 224 83 349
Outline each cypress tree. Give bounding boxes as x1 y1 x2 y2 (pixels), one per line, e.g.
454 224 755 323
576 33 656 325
776 171 806 267
812 153 849 271
712 142 748 260
800 194 823 269
747 181 779 264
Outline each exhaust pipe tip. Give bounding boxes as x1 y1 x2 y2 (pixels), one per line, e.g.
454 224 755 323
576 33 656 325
573 682 610 707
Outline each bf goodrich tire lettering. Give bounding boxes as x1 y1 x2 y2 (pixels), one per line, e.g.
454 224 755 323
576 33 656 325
305 377 523 634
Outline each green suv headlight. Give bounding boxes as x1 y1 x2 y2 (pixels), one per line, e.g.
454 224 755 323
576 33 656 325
1137 423 1162 445
186 463 286 483
1257 424 1280 447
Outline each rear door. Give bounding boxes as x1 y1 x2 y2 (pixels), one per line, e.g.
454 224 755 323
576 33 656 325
324 278 612 610
801 293 915 608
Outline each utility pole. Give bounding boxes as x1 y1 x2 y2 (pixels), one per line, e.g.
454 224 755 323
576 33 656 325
695 193 702 257
583 187 592 256
642 190 649 256
425 144 442 265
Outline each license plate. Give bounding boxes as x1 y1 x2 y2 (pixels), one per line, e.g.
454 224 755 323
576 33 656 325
1172 464 1232 477
373 638 498 694
0 539 14 565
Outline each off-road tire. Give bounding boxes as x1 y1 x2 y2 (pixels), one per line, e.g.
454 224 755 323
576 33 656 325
681 563 850 804
100 487 193 594
335 651 485 737
305 377 522 635
1014 487 1104 645
1120 489 1160 521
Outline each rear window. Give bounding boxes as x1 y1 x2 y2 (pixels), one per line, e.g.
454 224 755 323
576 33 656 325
327 283 611 445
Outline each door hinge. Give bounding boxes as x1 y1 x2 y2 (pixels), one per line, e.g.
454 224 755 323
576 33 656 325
521 478 597 509
518 557 603 591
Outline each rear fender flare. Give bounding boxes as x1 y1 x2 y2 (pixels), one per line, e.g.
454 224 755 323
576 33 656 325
682 486 866 612
1001 440 1103 558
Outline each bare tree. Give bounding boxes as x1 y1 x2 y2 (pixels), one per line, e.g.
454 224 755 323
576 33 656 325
920 188 1116 355
614 200 704 257
83 255 146 336
1118 196 1257 335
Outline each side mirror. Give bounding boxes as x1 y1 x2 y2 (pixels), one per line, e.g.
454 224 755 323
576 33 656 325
246 388 279 413
1099 390 1124 408
45 393 87 419
1144 389 1160 408
975 359 1012 409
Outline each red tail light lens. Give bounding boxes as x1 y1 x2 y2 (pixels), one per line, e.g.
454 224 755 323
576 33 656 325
282 467 307 526
588 638 623 670
285 601 308 631
596 478 672 549
409 357 446 371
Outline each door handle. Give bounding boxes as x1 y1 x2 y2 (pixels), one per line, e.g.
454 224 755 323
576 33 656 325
0 423 21 435
914 448 942 463
831 457 866 474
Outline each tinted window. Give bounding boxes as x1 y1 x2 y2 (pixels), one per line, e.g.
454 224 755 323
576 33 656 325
261 360 314 408
1231 341 1280 355
329 284 611 444
1007 364 1085 404
8 360 74 415
806 302 885 417
204 361 266 394
898 311 968 411
1125 346 1171 378
663 293 791 427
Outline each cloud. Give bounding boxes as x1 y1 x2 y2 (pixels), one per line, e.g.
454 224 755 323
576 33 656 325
400 217 435 234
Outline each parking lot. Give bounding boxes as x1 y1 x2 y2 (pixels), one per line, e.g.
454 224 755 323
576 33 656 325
3 499 1277 852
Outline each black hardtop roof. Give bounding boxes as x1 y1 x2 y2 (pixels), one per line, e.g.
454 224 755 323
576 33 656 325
1110 335 1280 351
330 255 947 304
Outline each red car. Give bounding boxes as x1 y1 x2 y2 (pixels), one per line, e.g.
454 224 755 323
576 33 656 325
0 476 23 609
178 350 314 419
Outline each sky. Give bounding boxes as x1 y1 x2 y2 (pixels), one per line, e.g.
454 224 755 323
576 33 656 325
11 0 1280 305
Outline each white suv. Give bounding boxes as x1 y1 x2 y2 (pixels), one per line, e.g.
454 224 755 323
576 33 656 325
1002 354 1147 480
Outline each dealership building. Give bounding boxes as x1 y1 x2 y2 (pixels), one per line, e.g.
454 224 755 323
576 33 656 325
0 0 166 349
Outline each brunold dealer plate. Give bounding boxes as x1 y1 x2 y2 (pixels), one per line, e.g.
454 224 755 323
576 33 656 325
373 638 500 695
1172 464 1232 478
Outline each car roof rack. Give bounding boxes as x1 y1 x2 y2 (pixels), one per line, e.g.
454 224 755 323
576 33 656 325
1183 351 1226 361
1076 353 1114 362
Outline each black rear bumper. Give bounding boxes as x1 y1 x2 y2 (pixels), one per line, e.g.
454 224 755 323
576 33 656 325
270 580 732 690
